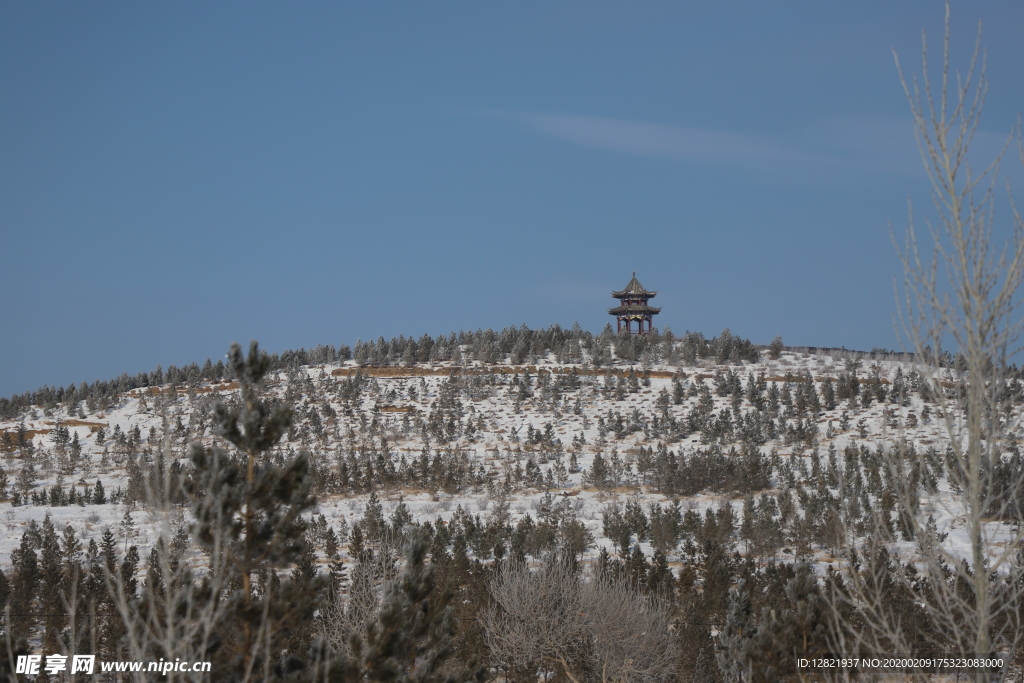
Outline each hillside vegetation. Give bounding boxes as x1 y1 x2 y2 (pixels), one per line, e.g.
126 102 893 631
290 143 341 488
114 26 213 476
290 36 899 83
0 325 1019 680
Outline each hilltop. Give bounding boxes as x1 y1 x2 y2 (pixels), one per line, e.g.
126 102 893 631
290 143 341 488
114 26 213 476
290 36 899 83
0 326 986 570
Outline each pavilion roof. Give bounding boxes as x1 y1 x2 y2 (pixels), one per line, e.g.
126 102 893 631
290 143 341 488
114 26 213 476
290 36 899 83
608 304 661 316
612 272 657 299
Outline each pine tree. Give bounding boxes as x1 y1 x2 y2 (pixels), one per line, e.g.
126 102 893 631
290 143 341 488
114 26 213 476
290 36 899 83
584 452 610 489
363 490 386 541
389 498 413 540
324 528 348 594
60 528 80 565
120 545 140 597
96 527 123 659
82 537 101 595
350 522 366 559
716 582 755 683
188 341 335 679
100 527 117 572
283 533 320 659
773 564 829 663
325 526 339 560
692 647 718 683
15 459 36 496
119 509 136 552
9 530 40 643
39 515 64 652
58 523 89 656
821 377 837 410
355 531 478 682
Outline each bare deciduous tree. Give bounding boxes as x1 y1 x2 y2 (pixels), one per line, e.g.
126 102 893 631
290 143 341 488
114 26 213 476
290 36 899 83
319 530 403 658
483 556 676 682
830 4 1024 679
483 556 589 679
579 572 676 682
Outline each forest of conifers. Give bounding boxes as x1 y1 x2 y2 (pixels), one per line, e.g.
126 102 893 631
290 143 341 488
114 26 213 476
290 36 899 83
0 326 1021 681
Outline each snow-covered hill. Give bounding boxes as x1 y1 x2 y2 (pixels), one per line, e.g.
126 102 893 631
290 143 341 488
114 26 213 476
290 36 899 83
0 329 1000 581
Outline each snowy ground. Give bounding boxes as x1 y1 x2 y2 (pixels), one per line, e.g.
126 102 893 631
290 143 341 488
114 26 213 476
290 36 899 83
0 348 1014 580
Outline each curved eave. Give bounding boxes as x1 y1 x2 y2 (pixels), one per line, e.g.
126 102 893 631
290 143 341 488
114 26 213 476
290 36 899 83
608 306 661 315
611 290 657 299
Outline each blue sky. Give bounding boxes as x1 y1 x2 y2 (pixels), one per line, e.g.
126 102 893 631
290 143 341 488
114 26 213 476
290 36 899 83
2 2 1023 396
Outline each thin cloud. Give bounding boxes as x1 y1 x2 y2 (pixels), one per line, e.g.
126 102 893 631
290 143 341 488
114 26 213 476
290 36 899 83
494 110 839 169
479 108 1022 187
